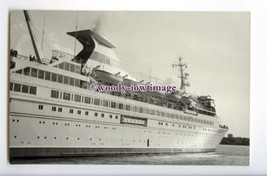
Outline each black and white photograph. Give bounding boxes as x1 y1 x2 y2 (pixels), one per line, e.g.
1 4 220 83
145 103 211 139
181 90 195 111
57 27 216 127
8 10 250 166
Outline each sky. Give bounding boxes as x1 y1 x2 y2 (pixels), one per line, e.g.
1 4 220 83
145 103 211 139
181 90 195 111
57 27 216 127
10 10 250 138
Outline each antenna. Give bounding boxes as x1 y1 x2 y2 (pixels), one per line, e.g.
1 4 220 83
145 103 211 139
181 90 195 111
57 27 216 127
172 56 190 92
73 11 79 58
149 66 151 83
41 17 45 51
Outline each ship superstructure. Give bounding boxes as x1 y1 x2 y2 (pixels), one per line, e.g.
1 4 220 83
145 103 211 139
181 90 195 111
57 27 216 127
9 11 228 158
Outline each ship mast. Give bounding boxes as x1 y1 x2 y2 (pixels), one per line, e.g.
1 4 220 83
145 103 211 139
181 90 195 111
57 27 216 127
23 10 45 64
172 57 190 92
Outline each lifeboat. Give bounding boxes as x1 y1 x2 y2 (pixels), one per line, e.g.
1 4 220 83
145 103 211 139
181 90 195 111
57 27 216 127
94 70 123 85
145 91 165 99
181 95 198 108
166 91 182 103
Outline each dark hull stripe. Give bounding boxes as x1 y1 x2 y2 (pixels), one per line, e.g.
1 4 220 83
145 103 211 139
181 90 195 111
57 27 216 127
10 147 216 158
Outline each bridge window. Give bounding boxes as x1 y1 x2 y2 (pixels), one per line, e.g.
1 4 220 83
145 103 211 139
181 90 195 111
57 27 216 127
63 76 69 84
51 90 59 98
22 85 29 93
75 79 80 87
69 78 74 86
14 83 21 92
58 63 64 69
70 64 75 72
103 100 109 107
45 72 51 80
59 62 64 69
81 81 87 89
94 98 100 105
51 73 57 82
111 102 116 108
58 75 63 83
74 95 81 102
64 63 70 71
75 66 81 73
119 103 123 110
63 92 71 100
84 96 91 104
38 70 44 79
31 68 37 77
29 86 37 95
23 67 30 76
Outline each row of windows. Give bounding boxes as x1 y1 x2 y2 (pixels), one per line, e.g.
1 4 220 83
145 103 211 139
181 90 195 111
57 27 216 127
157 121 196 129
15 67 89 89
50 89 214 126
54 61 81 73
38 104 119 119
10 82 37 95
198 109 215 116
34 117 119 130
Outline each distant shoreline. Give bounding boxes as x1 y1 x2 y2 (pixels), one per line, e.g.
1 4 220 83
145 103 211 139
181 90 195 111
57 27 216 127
220 136 249 146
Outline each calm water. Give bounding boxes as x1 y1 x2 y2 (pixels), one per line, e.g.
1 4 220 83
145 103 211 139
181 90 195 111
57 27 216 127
11 145 249 165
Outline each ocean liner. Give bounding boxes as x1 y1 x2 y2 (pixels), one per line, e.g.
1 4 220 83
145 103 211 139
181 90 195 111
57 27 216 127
9 11 228 158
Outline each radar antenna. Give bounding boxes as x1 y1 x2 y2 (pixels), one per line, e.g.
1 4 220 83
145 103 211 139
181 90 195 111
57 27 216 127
172 57 190 92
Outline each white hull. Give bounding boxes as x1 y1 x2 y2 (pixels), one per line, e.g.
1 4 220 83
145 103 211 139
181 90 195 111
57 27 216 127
9 63 227 157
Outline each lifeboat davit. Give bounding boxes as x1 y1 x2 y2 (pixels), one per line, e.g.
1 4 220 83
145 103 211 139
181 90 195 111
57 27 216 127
123 78 139 86
94 70 123 85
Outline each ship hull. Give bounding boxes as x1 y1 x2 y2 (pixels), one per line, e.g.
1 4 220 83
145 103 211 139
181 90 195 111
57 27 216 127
10 147 215 158
9 58 228 159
